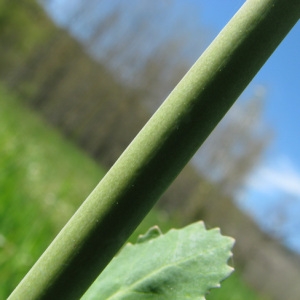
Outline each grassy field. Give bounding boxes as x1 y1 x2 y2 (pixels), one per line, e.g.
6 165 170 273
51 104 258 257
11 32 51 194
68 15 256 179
0 84 267 299
0 84 105 297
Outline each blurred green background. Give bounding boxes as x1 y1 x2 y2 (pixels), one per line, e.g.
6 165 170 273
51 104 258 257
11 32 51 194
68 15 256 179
1 1 299 299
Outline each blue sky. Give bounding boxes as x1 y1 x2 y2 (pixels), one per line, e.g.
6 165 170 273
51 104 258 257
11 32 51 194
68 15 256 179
42 0 300 252
195 0 300 252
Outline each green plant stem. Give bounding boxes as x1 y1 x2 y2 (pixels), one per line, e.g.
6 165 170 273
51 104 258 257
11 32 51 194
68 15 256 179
8 0 300 299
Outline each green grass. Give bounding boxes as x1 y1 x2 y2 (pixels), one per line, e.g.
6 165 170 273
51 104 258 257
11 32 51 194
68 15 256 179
0 84 106 297
0 84 267 299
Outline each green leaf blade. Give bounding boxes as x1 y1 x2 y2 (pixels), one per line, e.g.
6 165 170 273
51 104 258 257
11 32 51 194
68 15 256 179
82 222 234 300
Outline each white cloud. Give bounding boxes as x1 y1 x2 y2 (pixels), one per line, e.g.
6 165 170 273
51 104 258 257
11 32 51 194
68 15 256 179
237 156 300 255
245 156 300 198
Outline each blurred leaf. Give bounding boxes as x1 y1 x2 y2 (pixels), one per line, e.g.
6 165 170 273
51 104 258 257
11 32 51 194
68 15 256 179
82 221 234 299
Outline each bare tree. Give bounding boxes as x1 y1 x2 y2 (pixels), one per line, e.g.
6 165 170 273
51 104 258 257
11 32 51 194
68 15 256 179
195 87 272 194
177 88 273 222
